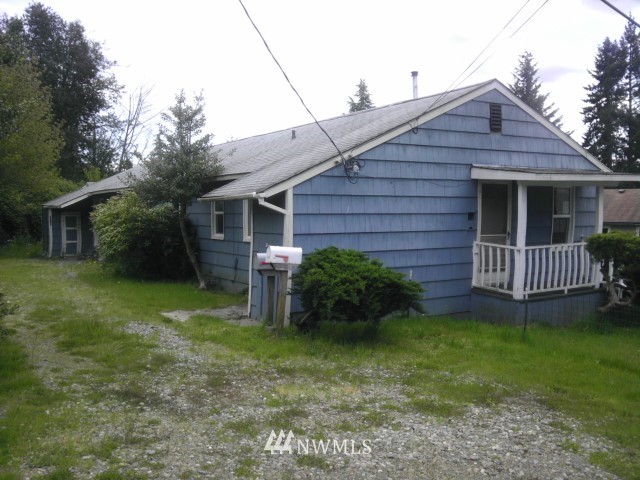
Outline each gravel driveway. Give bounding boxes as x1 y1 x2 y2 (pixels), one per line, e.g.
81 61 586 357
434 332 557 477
14 315 618 480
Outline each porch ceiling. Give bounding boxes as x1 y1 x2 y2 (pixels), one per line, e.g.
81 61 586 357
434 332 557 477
471 164 640 186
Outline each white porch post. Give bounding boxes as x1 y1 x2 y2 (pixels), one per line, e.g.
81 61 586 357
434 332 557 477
513 182 528 300
283 188 294 327
594 186 604 286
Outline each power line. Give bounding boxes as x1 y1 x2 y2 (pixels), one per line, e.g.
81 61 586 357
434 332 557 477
508 0 549 39
425 0 550 117
454 0 550 90
236 0 348 169
599 0 640 29
428 0 532 111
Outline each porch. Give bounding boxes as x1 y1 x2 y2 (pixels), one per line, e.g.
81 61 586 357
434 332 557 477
468 164 638 306
472 241 598 299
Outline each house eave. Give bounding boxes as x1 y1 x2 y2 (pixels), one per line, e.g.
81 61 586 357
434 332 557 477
44 187 126 209
471 165 640 186
197 192 258 202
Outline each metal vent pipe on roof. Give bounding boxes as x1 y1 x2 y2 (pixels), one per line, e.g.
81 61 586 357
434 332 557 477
411 71 419 99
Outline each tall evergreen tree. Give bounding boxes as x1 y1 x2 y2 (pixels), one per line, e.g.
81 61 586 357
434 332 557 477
509 50 563 128
619 21 640 172
582 37 627 170
348 79 374 112
129 92 222 289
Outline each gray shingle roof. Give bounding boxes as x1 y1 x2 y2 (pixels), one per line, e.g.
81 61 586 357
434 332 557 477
43 165 145 208
203 80 496 200
604 188 640 225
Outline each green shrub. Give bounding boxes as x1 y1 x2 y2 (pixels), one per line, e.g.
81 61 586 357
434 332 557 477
291 246 424 329
587 231 640 280
586 231 640 309
90 191 196 280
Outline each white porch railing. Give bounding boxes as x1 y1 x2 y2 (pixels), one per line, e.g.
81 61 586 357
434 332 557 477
473 241 599 299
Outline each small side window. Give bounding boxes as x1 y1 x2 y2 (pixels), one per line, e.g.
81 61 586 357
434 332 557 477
211 201 224 240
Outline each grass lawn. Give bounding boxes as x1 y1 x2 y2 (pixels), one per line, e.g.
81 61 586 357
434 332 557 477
0 253 638 479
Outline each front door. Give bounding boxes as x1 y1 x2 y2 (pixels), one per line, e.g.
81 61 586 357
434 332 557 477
480 183 510 245
478 183 511 286
62 214 81 256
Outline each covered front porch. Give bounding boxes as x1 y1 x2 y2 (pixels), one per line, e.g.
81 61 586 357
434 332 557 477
469 165 635 311
473 241 597 298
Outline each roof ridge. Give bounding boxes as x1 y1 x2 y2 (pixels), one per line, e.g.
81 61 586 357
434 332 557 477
216 79 497 147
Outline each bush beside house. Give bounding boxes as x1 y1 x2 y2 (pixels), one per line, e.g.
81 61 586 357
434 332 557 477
291 247 424 329
90 191 196 280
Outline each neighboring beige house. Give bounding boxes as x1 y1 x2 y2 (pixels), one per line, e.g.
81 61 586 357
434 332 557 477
603 188 640 235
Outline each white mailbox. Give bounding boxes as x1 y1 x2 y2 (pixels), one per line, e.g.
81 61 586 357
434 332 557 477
265 246 302 265
255 246 303 272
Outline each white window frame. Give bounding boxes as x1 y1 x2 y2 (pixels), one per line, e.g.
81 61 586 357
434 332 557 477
550 187 574 244
476 181 512 245
211 201 224 240
61 212 82 256
243 199 253 242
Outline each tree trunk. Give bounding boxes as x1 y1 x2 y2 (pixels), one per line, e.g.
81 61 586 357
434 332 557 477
179 201 207 289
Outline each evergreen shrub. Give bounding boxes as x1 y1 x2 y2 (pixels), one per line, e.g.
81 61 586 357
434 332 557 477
291 246 424 329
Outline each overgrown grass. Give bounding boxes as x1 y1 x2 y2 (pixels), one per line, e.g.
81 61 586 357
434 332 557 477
0 257 638 478
0 238 42 259
0 258 241 477
0 314 67 478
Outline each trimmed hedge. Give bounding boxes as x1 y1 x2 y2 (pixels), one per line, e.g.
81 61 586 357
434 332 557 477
291 246 424 328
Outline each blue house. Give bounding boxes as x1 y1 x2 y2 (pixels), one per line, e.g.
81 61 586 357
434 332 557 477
44 79 640 325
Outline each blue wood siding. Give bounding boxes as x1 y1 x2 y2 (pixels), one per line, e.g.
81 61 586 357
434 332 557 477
250 199 285 321
47 207 93 257
188 199 249 293
292 91 599 317
574 186 597 240
49 209 62 256
470 289 603 326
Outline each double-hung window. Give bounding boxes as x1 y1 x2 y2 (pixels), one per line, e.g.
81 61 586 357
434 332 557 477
211 201 224 240
551 187 572 244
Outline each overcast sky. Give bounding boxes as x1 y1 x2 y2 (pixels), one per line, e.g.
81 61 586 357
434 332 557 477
2 0 640 148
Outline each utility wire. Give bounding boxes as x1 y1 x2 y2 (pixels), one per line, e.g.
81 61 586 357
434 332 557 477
428 0 532 111
508 0 549 39
237 0 346 165
453 0 550 90
599 0 640 28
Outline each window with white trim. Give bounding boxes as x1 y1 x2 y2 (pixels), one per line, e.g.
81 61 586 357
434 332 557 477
243 199 252 242
551 187 572 244
211 201 224 240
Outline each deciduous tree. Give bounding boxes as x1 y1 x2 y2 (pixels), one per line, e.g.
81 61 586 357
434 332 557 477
8 3 121 180
0 55 69 243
